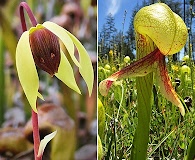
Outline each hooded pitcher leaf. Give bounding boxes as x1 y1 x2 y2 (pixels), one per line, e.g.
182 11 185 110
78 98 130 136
99 3 187 115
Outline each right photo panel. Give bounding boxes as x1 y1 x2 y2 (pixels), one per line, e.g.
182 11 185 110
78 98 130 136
98 0 195 159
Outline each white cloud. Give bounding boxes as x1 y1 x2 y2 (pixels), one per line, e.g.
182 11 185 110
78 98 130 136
106 0 121 16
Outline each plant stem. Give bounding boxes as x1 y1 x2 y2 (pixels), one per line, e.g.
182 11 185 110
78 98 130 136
19 2 37 29
32 110 41 160
131 34 155 160
19 2 41 160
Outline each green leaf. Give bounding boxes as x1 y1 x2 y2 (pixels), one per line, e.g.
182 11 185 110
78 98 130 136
130 73 153 160
186 137 195 160
98 135 104 160
98 99 105 140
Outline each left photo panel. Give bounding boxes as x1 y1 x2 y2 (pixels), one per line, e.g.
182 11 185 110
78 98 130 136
0 0 97 160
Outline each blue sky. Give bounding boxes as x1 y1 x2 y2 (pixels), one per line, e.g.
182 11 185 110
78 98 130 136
98 0 143 34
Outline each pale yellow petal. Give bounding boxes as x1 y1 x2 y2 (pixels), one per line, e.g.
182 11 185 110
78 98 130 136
16 31 40 112
55 50 81 94
66 31 94 95
37 130 57 157
42 21 80 67
38 92 44 100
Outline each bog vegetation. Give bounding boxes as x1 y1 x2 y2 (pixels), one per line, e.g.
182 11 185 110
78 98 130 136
98 0 195 159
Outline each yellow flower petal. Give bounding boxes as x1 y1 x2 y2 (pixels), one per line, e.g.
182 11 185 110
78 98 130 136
38 92 44 100
66 30 94 95
16 31 40 112
55 50 81 94
37 130 57 157
42 21 80 67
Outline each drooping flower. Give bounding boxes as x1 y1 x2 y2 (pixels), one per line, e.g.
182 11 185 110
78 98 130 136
16 2 94 159
16 21 94 112
99 3 187 116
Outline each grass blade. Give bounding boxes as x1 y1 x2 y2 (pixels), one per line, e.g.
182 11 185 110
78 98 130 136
147 127 176 158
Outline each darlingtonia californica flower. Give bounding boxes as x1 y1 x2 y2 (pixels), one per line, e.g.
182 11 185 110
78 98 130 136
99 3 187 116
16 2 95 159
16 3 94 113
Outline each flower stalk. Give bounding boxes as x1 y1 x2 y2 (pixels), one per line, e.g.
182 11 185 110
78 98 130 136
19 2 41 160
32 110 41 160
